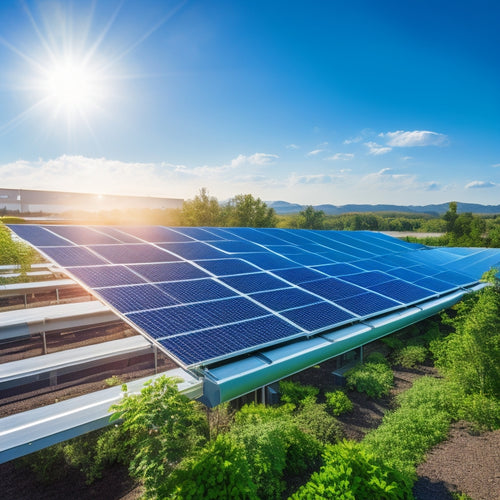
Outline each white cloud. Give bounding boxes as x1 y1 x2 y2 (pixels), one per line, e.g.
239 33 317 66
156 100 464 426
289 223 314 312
306 149 326 157
465 180 496 189
381 130 447 147
327 153 354 161
230 153 278 167
492 163 500 168
286 144 299 150
365 141 392 155
289 173 340 185
424 181 441 191
343 136 362 145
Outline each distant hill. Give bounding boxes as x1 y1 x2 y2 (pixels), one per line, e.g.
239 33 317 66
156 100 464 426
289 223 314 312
267 201 500 216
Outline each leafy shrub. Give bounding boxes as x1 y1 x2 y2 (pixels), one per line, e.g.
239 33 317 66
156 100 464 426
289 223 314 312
324 390 353 416
19 443 67 483
381 336 405 350
290 440 414 499
392 345 427 368
168 434 258 499
279 380 319 407
365 351 390 365
364 376 454 475
345 361 393 398
293 400 344 444
458 393 500 432
231 404 322 499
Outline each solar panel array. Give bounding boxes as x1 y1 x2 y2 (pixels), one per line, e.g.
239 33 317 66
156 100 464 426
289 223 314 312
9 224 500 367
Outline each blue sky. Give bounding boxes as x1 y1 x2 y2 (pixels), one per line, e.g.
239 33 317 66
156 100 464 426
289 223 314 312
0 0 499 206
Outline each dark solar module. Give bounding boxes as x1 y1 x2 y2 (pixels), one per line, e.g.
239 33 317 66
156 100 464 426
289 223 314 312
236 252 298 270
272 267 327 284
281 302 355 332
121 226 193 243
173 227 225 241
210 240 265 253
413 277 457 293
89 226 143 243
158 315 303 366
96 284 179 313
223 227 287 245
432 270 476 286
129 262 209 282
352 259 394 272
68 265 147 287
159 242 230 260
387 267 426 282
8 225 72 247
46 226 120 245
368 279 435 303
40 246 108 267
88 244 178 264
249 287 320 311
300 277 366 301
288 253 333 266
339 271 393 288
335 292 401 316
194 258 260 276
312 263 363 276
158 278 236 304
220 272 289 293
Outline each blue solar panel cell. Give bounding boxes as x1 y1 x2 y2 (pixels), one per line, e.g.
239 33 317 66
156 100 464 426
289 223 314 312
40 246 108 267
312 263 363 276
300 277 366 301
159 242 230 260
223 227 287 245
339 271 393 288
249 287 320 311
282 302 355 332
368 279 435 303
89 226 143 243
173 227 225 241
129 262 209 282
158 278 236 304
335 292 401 316
88 244 178 264
353 259 394 272
288 253 333 266
96 284 179 313
158 315 304 366
68 265 147 287
210 240 264 253
8 225 72 247
237 253 296 270
413 277 457 293
432 270 476 286
194 259 260 276
220 272 289 293
121 226 193 243
387 267 426 282
272 267 327 284
46 226 120 245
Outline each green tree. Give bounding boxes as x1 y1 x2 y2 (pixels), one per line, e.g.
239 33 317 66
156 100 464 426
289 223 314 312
180 188 222 226
443 201 459 233
110 376 209 499
225 194 277 227
296 206 326 230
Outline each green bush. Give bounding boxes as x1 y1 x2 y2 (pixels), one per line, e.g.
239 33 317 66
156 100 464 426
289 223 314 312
324 390 353 416
293 400 344 444
365 351 390 365
458 393 500 432
19 443 67 484
168 434 258 499
290 440 414 499
279 380 319 407
392 345 427 368
345 361 393 398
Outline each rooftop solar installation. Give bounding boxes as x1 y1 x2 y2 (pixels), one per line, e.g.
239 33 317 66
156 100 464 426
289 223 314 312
8 224 500 368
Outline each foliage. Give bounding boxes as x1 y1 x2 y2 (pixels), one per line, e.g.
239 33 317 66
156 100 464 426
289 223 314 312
231 403 322 499
324 390 353 416
224 193 277 228
110 376 208 499
345 359 393 398
433 285 500 397
205 402 235 440
290 440 414 500
180 188 222 226
279 379 319 407
457 393 500 432
105 375 123 387
364 377 454 476
295 205 326 229
19 442 67 484
392 345 428 368
0 224 38 275
293 399 344 444
167 433 258 499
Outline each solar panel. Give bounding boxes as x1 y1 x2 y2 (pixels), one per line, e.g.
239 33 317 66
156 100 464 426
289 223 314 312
68 265 148 287
157 278 237 304
281 302 355 332
129 262 209 282
249 287 320 311
88 244 178 264
220 272 289 293
158 315 304 366
40 246 108 267
8 223 494 368
96 284 179 313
